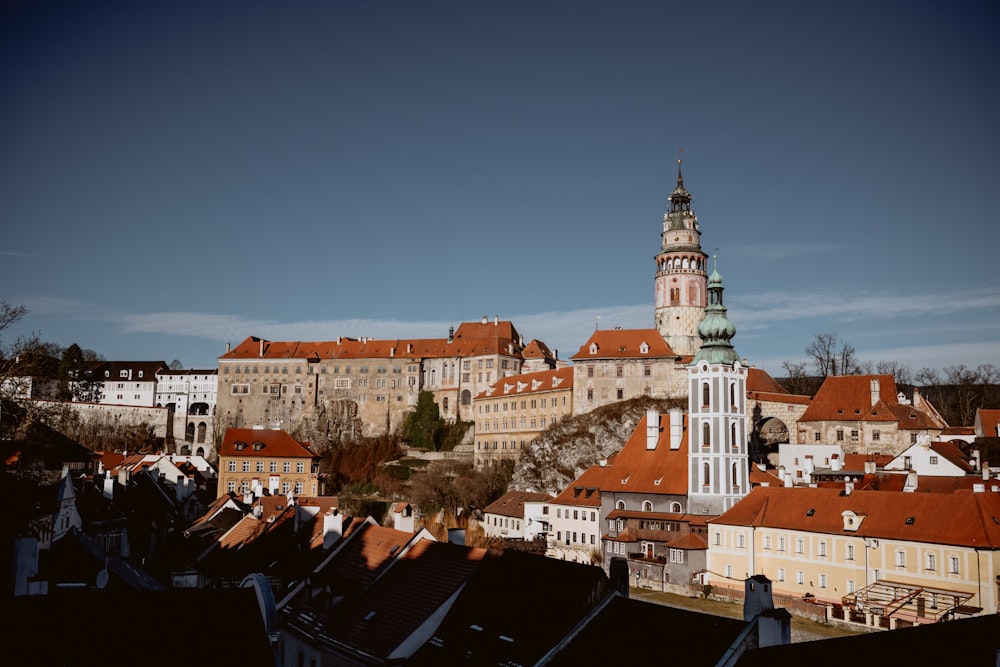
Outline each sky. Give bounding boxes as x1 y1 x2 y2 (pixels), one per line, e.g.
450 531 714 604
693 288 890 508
2 0 998 379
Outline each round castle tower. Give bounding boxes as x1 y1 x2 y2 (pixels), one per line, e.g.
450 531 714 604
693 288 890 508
654 160 708 356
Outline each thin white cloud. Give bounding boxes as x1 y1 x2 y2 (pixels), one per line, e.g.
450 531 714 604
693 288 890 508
0 251 33 258
726 243 839 261
731 286 1000 327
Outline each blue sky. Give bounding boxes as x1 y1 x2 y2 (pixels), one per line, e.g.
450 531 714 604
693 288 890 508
2 0 998 378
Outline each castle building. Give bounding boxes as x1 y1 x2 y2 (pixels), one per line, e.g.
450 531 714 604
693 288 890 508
216 317 530 441
654 160 708 356
570 161 708 414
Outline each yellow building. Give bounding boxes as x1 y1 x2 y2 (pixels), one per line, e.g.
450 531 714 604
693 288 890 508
473 367 573 468
217 428 321 499
708 486 1000 626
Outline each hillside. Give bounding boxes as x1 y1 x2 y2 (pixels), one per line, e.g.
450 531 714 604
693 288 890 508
511 396 685 496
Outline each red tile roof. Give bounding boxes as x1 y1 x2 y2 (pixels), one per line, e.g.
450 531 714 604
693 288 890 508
569 328 679 360
799 374 898 422
219 319 526 362
483 490 553 518
219 428 316 458
597 411 689 496
977 409 1000 437
712 486 1000 548
746 368 787 394
551 465 608 508
477 367 573 399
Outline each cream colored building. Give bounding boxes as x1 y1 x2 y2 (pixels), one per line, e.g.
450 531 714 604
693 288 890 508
216 317 532 441
217 427 321 499
708 486 1000 625
473 367 573 468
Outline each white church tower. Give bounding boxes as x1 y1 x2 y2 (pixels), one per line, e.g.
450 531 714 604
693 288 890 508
686 259 749 515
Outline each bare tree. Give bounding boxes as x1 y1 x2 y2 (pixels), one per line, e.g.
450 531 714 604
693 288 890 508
806 333 860 377
780 360 814 395
859 360 912 385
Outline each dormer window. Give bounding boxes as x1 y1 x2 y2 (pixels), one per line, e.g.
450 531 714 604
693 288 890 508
640 342 649 354
589 343 598 354
841 510 864 531
138 371 143 378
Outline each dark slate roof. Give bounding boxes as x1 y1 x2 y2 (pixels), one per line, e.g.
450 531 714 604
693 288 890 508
409 550 614 666
546 595 748 666
3 588 277 666
735 612 1000 666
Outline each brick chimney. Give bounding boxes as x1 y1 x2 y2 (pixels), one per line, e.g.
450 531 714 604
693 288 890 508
669 408 683 450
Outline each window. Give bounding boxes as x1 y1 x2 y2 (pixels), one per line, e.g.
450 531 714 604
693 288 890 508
949 556 959 574
818 541 827 557
777 568 785 582
737 533 745 549
846 544 855 561
896 550 906 568
270 462 277 472
702 423 711 447
847 580 855 593
296 462 305 473
644 365 651 377
642 501 653 512
702 382 710 406
713 532 721 546
814 432 821 442
243 461 251 472
795 538 804 554
294 482 303 494
777 537 786 552
763 535 771 550
256 462 264 473
850 429 859 441
872 430 880 441
228 461 236 472
926 554 936 570
283 462 291 473
929 456 939 465
796 570 804 585
819 574 827 589
725 565 733 578
836 430 844 441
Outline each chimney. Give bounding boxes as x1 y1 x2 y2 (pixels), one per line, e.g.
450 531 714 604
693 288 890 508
844 480 854 495
494 315 498 325
870 377 880 406
984 464 990 481
259 339 264 358
646 409 659 450
971 449 980 471
225 342 231 353
323 509 343 549
669 408 683 450
864 460 876 474
407 343 413 353
448 326 454 343
482 315 488 324
831 454 842 471
903 469 918 492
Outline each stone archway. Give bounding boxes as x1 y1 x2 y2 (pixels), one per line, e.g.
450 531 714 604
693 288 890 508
755 416 790 464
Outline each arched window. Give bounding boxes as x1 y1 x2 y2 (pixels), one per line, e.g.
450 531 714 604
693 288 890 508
461 390 472 406
616 500 626 510
670 502 682 513
642 500 653 512
731 422 738 449
185 422 195 441
730 383 737 408
443 397 449 413
702 382 710 407
732 462 739 488
702 422 711 447
703 462 711 487
196 422 207 443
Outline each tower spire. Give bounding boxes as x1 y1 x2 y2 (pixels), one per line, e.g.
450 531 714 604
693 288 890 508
692 255 739 365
